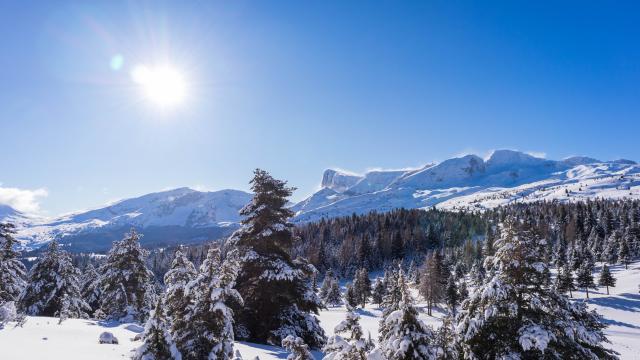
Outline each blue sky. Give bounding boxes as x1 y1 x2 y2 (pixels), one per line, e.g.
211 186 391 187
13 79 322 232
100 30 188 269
1 1 640 216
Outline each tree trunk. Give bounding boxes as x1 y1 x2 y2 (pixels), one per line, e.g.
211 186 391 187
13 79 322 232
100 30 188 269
585 287 589 299
606 285 609 295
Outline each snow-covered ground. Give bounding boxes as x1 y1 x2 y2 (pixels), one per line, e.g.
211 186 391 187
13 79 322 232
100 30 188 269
1 262 639 359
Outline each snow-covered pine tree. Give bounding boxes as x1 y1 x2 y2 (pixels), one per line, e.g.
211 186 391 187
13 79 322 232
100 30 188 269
434 314 459 360
618 237 631 269
603 232 619 264
80 264 102 314
319 270 334 300
180 247 242 360
344 283 358 308
134 298 181 360
469 260 485 287
320 270 342 307
230 169 325 348
455 217 618 359
163 248 197 348
282 335 314 360
323 306 368 360
444 274 459 316
371 278 385 306
0 223 27 306
598 264 616 295
20 240 89 319
99 229 155 321
576 262 597 299
555 262 576 298
376 284 437 360
378 265 410 342
352 268 371 308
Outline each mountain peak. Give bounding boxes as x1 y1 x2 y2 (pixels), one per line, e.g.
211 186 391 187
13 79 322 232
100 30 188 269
321 169 363 192
486 149 544 166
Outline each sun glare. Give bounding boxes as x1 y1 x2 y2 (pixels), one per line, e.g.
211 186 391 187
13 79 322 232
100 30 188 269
131 64 187 108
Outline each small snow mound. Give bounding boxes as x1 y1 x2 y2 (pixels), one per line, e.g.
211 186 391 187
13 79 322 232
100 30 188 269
124 324 144 333
99 331 119 344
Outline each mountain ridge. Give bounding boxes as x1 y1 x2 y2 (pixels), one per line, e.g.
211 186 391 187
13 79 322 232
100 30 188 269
3 150 639 250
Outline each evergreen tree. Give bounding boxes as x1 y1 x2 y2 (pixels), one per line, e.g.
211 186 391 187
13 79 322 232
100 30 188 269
282 335 314 360
379 266 410 342
618 238 631 269
352 268 371 308
376 287 438 360
444 274 459 316
319 270 335 302
164 249 197 353
134 298 181 360
344 283 358 308
456 218 617 359
323 307 368 360
576 262 597 300
324 279 343 307
598 264 616 295
371 278 385 306
99 229 155 321
391 232 404 260
0 223 27 306
231 169 324 348
80 264 101 315
20 241 89 319
180 248 242 360
555 262 576 298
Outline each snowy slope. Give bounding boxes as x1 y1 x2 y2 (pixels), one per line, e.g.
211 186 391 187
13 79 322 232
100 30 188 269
8 188 252 250
293 150 640 222
3 261 638 359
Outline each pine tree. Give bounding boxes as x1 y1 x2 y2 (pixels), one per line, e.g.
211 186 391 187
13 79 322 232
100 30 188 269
371 278 385 306
180 247 242 360
344 283 358 308
231 169 325 348
282 335 314 360
456 218 618 359
80 264 101 314
20 240 89 319
134 298 181 360
555 262 576 298
376 287 437 360
99 229 155 321
323 307 368 360
325 279 343 307
444 274 459 316
164 249 197 353
576 262 597 300
618 237 631 269
598 264 616 295
379 266 410 342
319 270 334 302
0 223 27 306
352 268 371 308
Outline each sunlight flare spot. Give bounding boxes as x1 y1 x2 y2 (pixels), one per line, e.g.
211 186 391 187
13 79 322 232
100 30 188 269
131 64 187 108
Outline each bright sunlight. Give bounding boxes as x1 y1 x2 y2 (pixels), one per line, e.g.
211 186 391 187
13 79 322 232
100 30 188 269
131 64 187 108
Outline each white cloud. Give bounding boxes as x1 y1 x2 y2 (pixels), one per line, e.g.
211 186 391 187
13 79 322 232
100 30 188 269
0 185 48 214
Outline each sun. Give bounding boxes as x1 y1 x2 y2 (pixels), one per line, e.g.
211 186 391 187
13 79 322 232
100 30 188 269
131 64 187 108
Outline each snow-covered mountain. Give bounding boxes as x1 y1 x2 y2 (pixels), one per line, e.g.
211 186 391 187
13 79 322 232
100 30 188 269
5 188 252 251
3 150 639 251
292 150 640 222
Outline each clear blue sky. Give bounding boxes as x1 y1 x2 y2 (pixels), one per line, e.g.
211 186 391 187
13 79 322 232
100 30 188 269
1 1 640 216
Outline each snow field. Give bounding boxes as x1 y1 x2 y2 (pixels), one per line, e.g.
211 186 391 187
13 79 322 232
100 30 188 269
1 262 638 359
